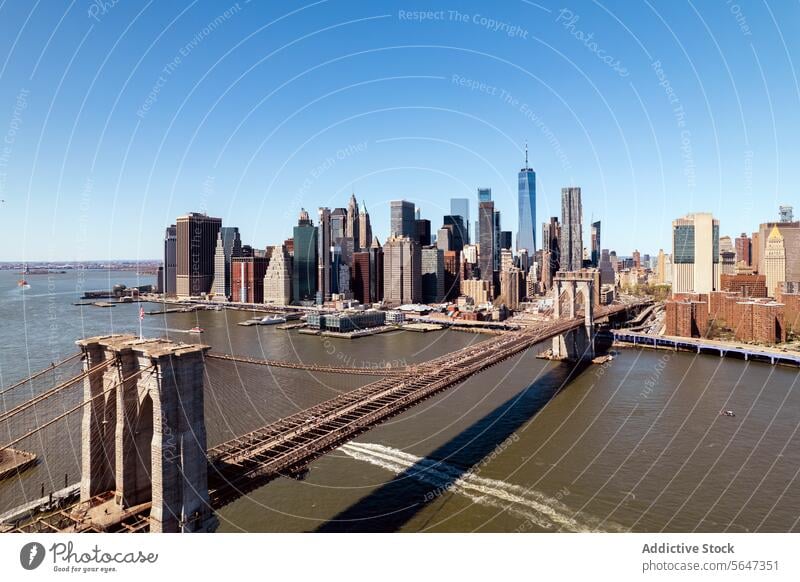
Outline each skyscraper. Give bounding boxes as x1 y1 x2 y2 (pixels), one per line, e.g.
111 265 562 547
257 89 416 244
317 207 332 302
478 200 495 281
293 209 317 303
211 226 241 300
671 212 720 294
478 187 492 202
330 207 346 242
436 228 451 252
442 215 467 251
493 210 502 275
383 236 421 305
542 217 561 281
368 236 383 303
358 202 372 250
559 188 583 272
175 212 222 297
415 219 431 246
346 193 360 251
599 249 615 285
450 198 470 243
500 267 524 309
163 225 177 296
590 221 601 267
517 147 536 253
352 251 371 304
231 256 269 303
499 231 512 250
263 244 292 304
735 232 751 266
764 225 786 297
390 200 416 238
421 247 445 303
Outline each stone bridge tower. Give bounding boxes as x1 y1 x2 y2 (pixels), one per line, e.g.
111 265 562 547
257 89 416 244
552 270 600 360
77 335 216 533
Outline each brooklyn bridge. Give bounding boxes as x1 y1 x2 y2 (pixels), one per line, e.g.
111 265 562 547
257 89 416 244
0 274 648 533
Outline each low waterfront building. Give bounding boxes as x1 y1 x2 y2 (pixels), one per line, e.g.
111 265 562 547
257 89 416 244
385 310 405 324
307 309 386 332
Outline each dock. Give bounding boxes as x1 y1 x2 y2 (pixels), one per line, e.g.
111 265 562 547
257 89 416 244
0 447 38 481
403 323 444 332
276 322 306 330
612 330 800 367
319 325 396 339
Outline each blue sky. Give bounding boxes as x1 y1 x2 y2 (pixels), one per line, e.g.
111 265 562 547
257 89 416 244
0 0 797 261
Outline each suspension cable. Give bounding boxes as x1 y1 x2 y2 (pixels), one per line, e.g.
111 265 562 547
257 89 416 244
0 366 155 453
0 353 82 397
0 359 114 424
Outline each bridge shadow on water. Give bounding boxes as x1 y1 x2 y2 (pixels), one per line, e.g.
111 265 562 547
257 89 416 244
314 339 605 532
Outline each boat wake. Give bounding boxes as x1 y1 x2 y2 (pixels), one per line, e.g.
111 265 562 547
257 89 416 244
338 442 621 532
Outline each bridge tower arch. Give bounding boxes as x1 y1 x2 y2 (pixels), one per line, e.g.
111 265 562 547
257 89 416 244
77 335 216 533
552 270 599 360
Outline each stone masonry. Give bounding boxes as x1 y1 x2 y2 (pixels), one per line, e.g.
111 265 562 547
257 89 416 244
76 335 216 533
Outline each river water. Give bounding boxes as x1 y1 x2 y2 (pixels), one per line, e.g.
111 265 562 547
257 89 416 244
1 270 798 532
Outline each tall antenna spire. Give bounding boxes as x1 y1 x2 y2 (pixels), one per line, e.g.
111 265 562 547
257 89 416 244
525 141 529 168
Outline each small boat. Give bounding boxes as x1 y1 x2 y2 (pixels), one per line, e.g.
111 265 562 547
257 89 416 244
17 279 30 289
258 315 286 325
721 410 736 417
188 326 204 333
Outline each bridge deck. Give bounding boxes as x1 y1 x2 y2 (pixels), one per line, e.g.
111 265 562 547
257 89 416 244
206 318 584 508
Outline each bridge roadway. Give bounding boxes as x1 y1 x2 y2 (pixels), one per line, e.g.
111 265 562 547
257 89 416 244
205 352 405 376
4 302 642 530
206 316 587 508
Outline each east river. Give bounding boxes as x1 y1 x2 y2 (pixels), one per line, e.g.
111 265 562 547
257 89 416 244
1 270 798 532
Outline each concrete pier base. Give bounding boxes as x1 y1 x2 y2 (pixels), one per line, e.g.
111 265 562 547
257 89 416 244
552 326 595 362
76 335 217 533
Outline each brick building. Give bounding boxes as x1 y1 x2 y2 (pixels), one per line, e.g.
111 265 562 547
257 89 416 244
720 273 767 298
231 256 269 303
665 300 708 338
776 282 800 333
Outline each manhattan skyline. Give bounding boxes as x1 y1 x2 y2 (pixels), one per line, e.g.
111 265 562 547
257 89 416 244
0 0 798 261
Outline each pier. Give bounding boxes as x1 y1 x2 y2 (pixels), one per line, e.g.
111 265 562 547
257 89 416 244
612 330 800 367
